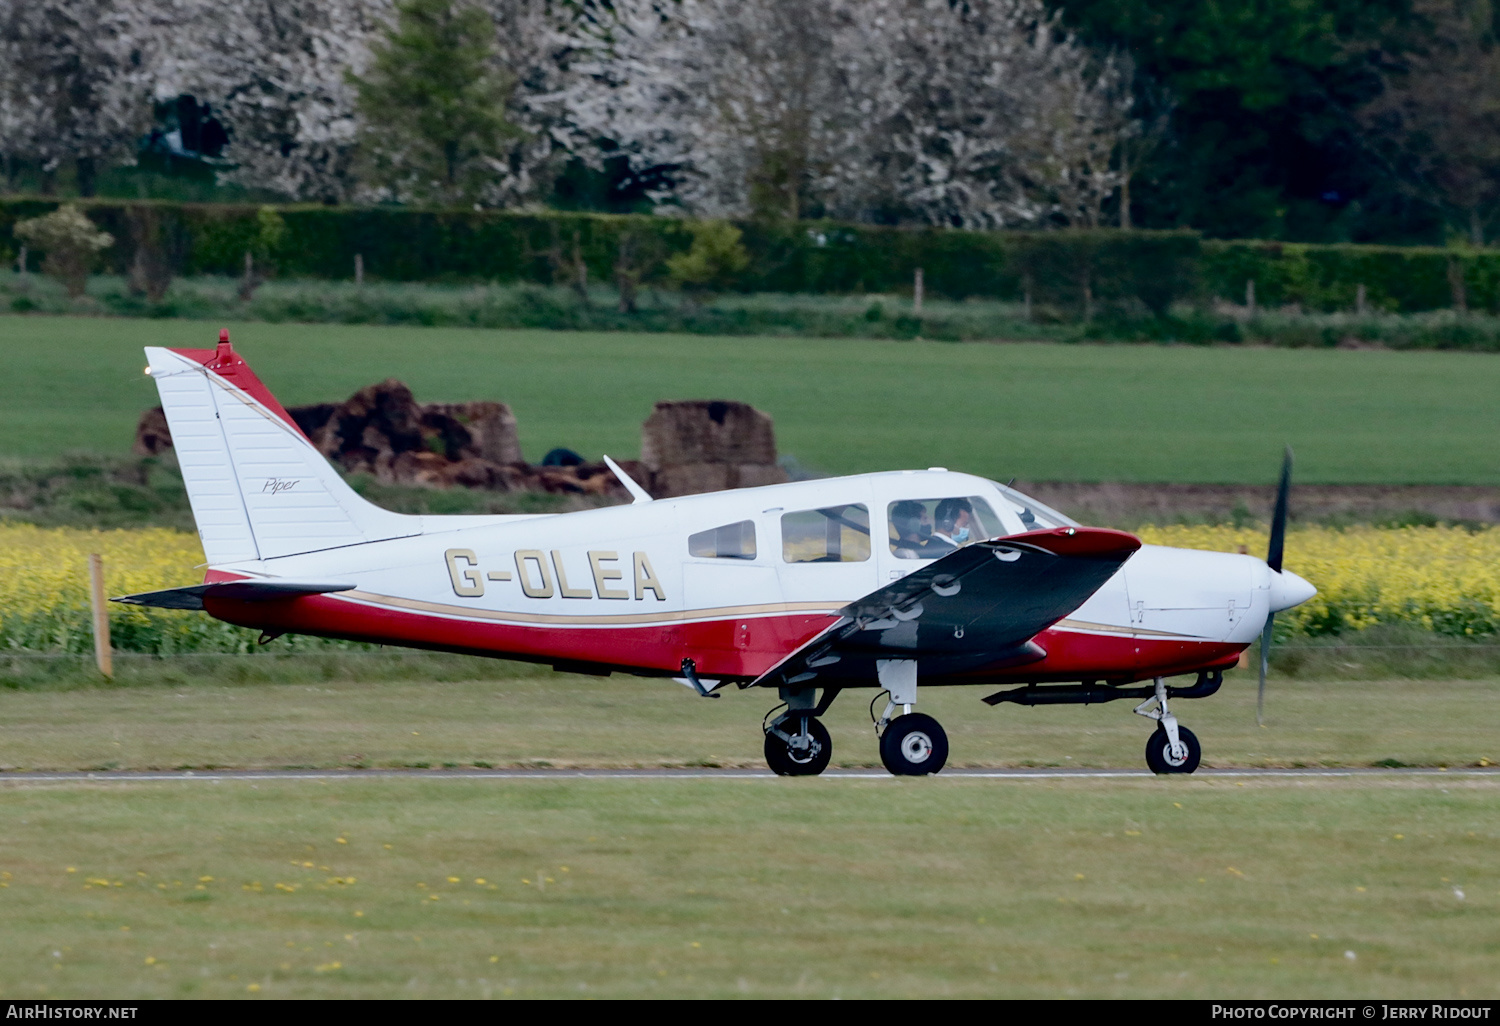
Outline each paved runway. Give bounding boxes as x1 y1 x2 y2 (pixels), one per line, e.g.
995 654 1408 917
0 767 1495 783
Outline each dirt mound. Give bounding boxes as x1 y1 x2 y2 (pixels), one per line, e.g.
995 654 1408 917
133 381 637 499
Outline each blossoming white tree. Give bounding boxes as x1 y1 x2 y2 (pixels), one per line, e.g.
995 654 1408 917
163 0 389 203
0 0 171 195
167 0 575 206
563 0 1137 227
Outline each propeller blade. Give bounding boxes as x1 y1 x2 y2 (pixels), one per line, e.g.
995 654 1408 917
1267 446 1293 574
1257 613 1274 726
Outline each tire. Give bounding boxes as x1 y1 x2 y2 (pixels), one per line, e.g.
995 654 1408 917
1145 724 1201 774
764 715 832 776
879 713 949 776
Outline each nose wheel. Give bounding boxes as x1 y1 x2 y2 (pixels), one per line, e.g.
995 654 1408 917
1145 724 1201 774
1135 677 1202 774
879 712 949 776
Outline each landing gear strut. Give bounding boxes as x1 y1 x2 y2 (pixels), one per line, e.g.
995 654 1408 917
872 660 948 776
763 687 838 776
764 713 832 776
1134 677 1202 774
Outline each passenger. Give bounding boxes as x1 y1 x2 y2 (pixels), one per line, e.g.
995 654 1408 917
890 500 933 558
931 497 978 552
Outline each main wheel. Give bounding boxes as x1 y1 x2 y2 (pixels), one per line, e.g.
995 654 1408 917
1145 724 1201 774
764 715 832 776
879 713 949 776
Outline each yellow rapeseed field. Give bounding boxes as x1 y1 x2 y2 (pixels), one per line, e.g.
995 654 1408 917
1 523 1498 651
1136 524 1500 637
0 524 344 653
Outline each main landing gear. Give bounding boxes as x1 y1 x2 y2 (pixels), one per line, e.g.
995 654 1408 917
871 659 947 776
762 686 838 776
876 710 949 776
1134 677 1202 774
762 660 951 777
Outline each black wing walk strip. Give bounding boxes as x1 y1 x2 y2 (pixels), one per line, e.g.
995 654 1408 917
751 527 1140 689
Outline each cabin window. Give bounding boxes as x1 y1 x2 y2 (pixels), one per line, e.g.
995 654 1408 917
887 496 1002 559
781 504 870 563
688 520 757 559
995 485 1078 530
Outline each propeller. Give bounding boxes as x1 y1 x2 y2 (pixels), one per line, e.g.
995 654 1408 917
1258 446 1293 726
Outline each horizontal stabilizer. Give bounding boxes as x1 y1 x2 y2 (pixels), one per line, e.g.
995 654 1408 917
751 527 1140 689
113 579 356 611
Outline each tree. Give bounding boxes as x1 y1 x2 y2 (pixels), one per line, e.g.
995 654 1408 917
666 219 750 294
564 0 877 220
1054 0 1408 240
1112 57 1174 229
1358 0 1500 245
174 0 389 203
564 0 1136 227
14 204 113 296
873 0 1135 228
351 0 521 206
0 33 45 193
0 0 165 196
167 0 574 205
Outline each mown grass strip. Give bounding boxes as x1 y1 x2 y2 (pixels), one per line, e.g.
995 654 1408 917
0 776 1493 998
0 671 1493 771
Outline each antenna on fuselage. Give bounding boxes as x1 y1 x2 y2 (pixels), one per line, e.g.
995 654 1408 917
603 455 654 504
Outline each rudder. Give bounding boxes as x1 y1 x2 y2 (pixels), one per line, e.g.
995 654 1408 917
145 335 418 564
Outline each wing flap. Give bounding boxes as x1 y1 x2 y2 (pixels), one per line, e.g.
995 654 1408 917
113 579 356 611
752 527 1139 688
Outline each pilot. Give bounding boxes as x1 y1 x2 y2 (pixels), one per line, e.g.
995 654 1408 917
890 500 933 558
930 497 977 553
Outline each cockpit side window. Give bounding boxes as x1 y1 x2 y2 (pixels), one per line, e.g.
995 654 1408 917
994 485 1079 529
782 504 870 563
888 496 1002 559
688 520 757 560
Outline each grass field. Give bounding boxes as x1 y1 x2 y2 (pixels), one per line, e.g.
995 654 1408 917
0 775 1495 998
0 662 1494 771
4 316 1500 483
2 665 1496 998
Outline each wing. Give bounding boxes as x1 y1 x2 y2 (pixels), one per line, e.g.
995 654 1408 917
751 527 1140 689
113 579 356 611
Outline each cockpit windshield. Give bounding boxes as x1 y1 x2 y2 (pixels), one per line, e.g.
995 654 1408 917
992 483 1080 530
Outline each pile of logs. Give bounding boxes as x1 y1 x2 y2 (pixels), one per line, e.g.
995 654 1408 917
135 382 785 500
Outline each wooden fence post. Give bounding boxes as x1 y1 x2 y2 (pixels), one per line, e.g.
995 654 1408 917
355 253 364 288
912 267 923 315
1246 279 1256 317
88 553 112 679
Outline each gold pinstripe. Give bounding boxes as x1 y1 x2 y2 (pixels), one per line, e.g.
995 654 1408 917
1052 618 1210 640
334 590 842 626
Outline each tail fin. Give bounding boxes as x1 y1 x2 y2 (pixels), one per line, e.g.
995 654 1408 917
145 335 418 564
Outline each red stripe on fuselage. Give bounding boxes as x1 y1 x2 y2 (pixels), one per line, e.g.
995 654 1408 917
202 593 1245 684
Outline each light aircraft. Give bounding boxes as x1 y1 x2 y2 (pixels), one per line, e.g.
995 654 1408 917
118 332 1317 776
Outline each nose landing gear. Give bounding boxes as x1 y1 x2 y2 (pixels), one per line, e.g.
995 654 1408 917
1134 677 1202 774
